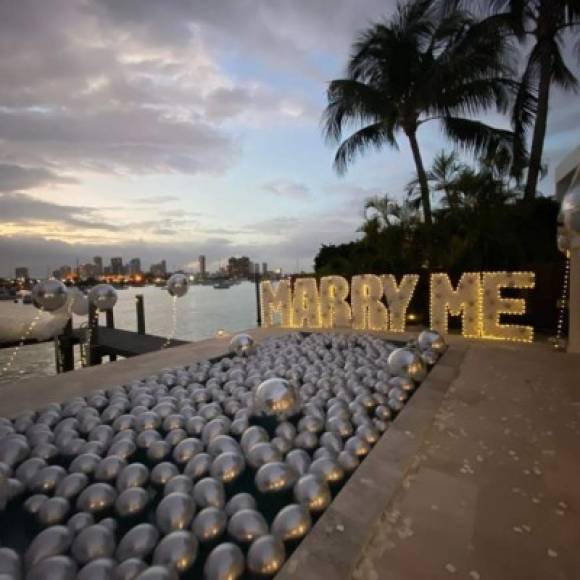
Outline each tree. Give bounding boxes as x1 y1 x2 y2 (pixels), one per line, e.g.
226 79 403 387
458 0 580 199
323 0 518 227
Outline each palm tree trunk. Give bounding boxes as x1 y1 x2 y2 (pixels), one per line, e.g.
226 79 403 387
524 46 551 201
407 132 433 226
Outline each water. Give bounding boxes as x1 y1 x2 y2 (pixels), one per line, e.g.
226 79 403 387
0 282 258 386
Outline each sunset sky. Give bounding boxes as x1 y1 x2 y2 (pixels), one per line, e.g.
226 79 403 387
1 0 578 277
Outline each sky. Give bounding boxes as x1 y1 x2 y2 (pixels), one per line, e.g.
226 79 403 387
1 0 579 277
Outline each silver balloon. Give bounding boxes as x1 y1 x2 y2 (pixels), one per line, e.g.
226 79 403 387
229 333 255 357
203 543 245 580
344 435 370 458
69 452 101 476
23 493 48 516
192 507 227 543
25 526 73 570
0 437 28 467
246 442 281 469
271 503 312 543
156 492 196 533
31 465 67 493
167 273 189 298
116 463 149 491
55 472 89 499
253 378 300 419
420 349 439 366
193 477 226 509
164 474 193 496
207 435 240 457
172 438 203 464
116 524 159 562
95 456 126 482
562 184 580 234
255 462 298 493
293 474 331 513
134 566 178 580
115 487 149 518
147 440 171 463
151 462 179 487
37 496 71 526
26 555 77 580
112 558 147 580
89 284 118 312
76 482 116 514
387 348 427 382
240 426 269 453
309 457 344 484
77 558 115 580
247 535 286 577
152 530 198 573
0 548 21 579
227 509 268 544
31 280 68 312
337 450 359 472
285 449 311 476
557 232 570 254
67 512 94 534
210 452 245 484
417 329 446 354
15 457 45 486
184 453 212 481
71 524 115 564
225 492 257 516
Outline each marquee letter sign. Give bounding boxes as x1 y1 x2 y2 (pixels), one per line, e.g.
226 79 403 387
260 271 535 343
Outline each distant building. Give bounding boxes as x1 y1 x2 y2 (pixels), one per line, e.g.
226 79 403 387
227 256 252 279
150 260 167 277
78 263 97 279
111 257 123 275
104 266 112 275
129 258 142 275
15 267 29 280
262 262 268 275
93 256 103 275
53 265 72 280
198 255 206 278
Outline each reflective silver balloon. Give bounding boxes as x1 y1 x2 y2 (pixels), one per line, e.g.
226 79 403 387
253 378 300 419
203 543 245 580
37 496 70 526
95 456 126 482
255 462 298 493
240 426 269 453
271 503 312 542
172 438 203 464
88 284 118 312
309 457 344 484
344 435 370 458
164 474 193 496
293 474 331 513
23 493 48 515
156 492 196 533
116 463 149 491
15 457 46 486
210 452 245 484
76 482 116 514
192 507 227 543
0 547 21 578
55 473 89 499
77 558 115 580
69 453 101 476
26 555 77 580
116 524 159 562
70 289 89 317
71 524 115 564
112 558 147 580
193 477 226 509
417 329 446 354
387 348 427 382
25 526 73 570
147 440 171 463
246 442 281 470
151 462 179 487
184 453 212 481
420 349 439 366
135 566 178 580
247 534 286 577
285 449 311 476
562 184 580 234
356 424 380 445
31 280 68 312
227 509 268 544
31 465 67 493
229 333 255 357
115 487 149 518
225 492 257 516
67 512 94 534
152 530 198 573
337 450 359 472
167 273 189 298
207 435 240 457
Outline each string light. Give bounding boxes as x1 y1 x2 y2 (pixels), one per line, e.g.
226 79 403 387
2 310 43 373
430 273 481 338
292 278 321 328
319 276 352 328
481 271 535 343
163 295 178 349
351 275 388 331
554 253 570 350
260 280 292 328
382 274 419 332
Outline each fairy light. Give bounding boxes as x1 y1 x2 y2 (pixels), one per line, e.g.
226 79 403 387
430 273 481 338
260 280 292 327
291 278 321 328
382 274 419 332
555 253 571 349
163 295 178 348
2 310 43 373
351 275 388 331
481 271 535 343
319 276 352 328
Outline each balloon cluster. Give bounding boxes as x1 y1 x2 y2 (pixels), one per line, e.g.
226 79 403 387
30 281 118 315
0 331 444 578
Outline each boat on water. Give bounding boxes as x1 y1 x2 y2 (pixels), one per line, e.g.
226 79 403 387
213 280 234 289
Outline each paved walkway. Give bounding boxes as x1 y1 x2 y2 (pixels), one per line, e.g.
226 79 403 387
353 342 580 580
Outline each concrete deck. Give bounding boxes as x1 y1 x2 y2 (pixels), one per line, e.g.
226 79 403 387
1 329 579 580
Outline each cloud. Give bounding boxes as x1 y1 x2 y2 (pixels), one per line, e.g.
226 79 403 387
0 164 78 193
262 180 311 199
134 195 180 204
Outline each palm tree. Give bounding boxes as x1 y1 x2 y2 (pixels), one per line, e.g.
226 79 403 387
323 0 518 227
363 193 398 227
406 150 466 209
452 0 580 199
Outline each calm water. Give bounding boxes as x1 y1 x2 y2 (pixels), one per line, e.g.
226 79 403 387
0 283 258 386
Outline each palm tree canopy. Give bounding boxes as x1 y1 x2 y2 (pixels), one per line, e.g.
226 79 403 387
323 0 520 174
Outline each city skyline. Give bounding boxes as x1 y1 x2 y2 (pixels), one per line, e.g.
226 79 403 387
1 0 578 278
